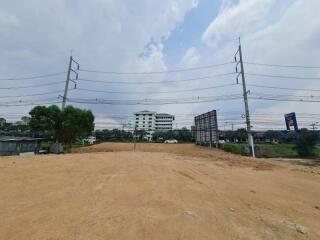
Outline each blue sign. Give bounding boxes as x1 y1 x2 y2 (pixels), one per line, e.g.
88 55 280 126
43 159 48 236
285 112 299 132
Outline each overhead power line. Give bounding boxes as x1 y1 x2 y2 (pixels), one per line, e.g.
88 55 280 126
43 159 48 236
66 94 243 105
247 84 320 92
0 89 74 99
0 101 61 107
0 97 59 105
246 73 320 80
0 81 65 90
250 95 320 103
75 83 237 94
244 62 320 69
251 92 320 99
79 62 234 75
77 72 236 85
0 72 67 81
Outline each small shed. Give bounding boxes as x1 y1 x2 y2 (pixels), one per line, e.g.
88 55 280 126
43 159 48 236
0 137 43 156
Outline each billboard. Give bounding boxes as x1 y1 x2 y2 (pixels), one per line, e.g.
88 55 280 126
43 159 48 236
285 112 299 131
194 110 218 146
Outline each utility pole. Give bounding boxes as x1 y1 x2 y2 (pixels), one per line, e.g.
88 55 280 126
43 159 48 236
62 56 73 110
235 38 255 158
62 54 79 110
133 125 137 152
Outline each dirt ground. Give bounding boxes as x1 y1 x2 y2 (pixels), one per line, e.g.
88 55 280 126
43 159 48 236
1 143 320 240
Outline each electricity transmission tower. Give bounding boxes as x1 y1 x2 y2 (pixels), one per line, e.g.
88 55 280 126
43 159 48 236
62 54 80 110
235 38 255 158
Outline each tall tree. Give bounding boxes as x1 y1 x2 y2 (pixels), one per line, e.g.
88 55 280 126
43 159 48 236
61 106 95 144
29 105 94 144
29 105 62 139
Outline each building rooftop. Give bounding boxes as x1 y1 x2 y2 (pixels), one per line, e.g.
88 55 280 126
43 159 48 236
156 113 174 116
0 137 43 142
134 110 157 115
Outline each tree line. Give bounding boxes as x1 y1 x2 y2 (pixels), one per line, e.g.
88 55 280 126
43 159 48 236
95 127 193 142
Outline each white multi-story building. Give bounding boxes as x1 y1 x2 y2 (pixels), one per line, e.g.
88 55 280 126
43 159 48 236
134 110 175 139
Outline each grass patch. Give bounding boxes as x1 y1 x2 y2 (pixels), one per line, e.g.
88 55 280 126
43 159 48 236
220 143 249 156
220 143 301 158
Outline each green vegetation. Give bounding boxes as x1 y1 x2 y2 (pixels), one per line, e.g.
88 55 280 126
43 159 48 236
152 128 192 142
220 143 248 156
219 142 320 159
94 128 193 143
95 129 134 142
294 131 319 157
29 105 94 145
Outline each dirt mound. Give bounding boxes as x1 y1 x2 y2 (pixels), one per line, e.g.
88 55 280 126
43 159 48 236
71 143 275 170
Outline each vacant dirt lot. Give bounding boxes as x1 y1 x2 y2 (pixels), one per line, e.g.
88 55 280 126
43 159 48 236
1 143 320 240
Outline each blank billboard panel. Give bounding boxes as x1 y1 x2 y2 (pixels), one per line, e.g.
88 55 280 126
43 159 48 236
194 110 218 144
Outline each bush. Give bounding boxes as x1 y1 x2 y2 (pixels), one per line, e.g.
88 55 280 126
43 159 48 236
295 131 319 157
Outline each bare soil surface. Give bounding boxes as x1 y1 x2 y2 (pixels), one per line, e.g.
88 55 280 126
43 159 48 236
1 143 320 240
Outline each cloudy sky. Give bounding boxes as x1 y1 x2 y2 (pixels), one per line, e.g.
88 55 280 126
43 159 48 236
1 0 320 130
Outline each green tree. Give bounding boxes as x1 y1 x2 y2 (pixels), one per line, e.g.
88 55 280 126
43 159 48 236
29 105 94 144
29 105 62 139
95 129 133 141
295 131 319 157
61 106 95 144
152 128 192 142
135 129 148 140
235 128 247 142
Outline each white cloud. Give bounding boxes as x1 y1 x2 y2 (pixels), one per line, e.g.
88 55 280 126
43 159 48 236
0 11 19 29
180 47 200 67
202 0 277 47
134 43 167 73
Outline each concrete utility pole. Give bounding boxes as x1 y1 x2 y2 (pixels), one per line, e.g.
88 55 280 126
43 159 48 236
133 125 137 152
237 38 255 158
62 55 73 110
62 54 79 110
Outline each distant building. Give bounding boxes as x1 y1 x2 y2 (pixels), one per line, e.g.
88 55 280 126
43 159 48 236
134 110 175 140
155 113 175 131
